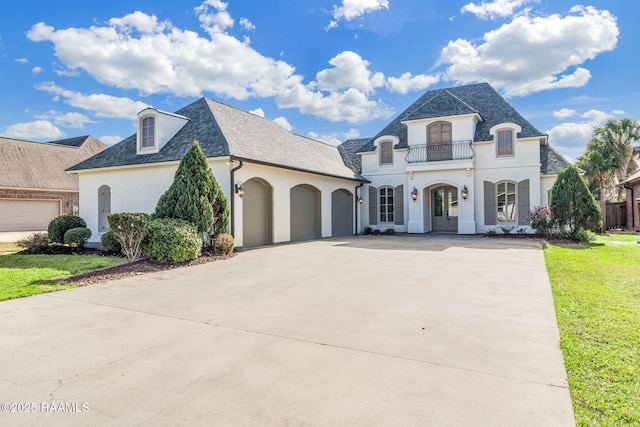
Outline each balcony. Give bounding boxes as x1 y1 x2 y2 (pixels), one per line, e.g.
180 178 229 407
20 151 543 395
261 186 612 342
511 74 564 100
405 140 474 163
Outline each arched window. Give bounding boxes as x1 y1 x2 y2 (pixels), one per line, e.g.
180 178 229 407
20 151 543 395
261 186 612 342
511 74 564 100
496 181 516 223
98 185 111 232
379 141 393 165
497 129 514 156
140 116 155 149
427 122 452 161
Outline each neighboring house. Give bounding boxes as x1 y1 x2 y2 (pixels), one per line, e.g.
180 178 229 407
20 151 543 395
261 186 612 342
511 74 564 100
620 169 640 232
0 135 107 231
67 99 364 249
342 83 569 234
68 82 568 248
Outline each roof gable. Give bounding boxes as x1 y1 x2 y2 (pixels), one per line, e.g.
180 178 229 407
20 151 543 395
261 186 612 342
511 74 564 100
402 89 478 122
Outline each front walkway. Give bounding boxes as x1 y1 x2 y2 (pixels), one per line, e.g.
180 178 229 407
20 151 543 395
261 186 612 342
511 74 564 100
0 235 574 426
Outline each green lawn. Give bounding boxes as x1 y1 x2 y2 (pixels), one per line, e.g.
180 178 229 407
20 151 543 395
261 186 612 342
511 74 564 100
0 254 127 301
545 234 640 426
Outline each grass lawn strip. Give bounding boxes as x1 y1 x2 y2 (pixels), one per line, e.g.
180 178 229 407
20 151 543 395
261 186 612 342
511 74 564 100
545 234 640 426
0 254 127 301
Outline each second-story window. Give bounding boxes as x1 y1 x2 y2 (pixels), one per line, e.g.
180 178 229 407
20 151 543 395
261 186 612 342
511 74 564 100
141 116 155 149
497 129 513 156
427 122 452 161
379 141 393 165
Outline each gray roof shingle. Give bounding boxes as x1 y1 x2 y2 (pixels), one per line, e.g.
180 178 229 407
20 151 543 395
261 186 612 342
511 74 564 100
540 144 570 175
0 135 107 191
337 138 370 174
360 82 547 152
69 98 361 181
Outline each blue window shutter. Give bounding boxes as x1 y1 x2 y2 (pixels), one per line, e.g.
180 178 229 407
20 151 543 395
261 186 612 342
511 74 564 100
518 180 530 225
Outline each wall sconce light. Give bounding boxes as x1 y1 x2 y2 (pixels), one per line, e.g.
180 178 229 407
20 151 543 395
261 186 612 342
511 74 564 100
411 187 418 201
235 181 245 198
357 197 364 204
461 185 469 200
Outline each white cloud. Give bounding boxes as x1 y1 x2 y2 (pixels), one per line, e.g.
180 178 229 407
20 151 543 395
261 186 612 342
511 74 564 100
553 108 576 119
327 0 389 30
32 66 43 74
5 120 65 140
386 72 440 94
547 108 624 160
239 18 255 31
54 69 80 77
35 109 96 128
308 128 360 146
461 0 535 20
98 135 123 146
273 116 292 131
249 108 265 117
36 82 149 119
15 58 29 63
612 109 625 116
439 6 619 96
316 51 384 94
27 2 395 124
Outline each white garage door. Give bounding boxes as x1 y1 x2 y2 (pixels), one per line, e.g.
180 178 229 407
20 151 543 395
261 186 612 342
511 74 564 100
0 199 61 231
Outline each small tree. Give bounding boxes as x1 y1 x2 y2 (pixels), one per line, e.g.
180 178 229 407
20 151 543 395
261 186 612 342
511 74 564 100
550 165 601 236
152 141 218 235
211 177 229 237
108 213 150 262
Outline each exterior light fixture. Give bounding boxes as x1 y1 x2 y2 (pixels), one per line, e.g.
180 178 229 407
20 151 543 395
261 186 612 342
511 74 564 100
461 185 469 200
357 197 364 204
411 187 418 201
235 181 245 198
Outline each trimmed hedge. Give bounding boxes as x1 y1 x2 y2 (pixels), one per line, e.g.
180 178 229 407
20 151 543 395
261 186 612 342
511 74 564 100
143 218 201 263
63 227 92 248
48 215 87 244
100 230 122 253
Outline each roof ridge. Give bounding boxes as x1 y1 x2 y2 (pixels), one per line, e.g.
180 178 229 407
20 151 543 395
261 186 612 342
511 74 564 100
444 89 479 114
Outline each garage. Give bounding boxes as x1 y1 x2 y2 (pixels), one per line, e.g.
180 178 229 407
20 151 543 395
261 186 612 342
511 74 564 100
290 184 321 242
331 189 353 237
0 199 60 231
242 178 273 248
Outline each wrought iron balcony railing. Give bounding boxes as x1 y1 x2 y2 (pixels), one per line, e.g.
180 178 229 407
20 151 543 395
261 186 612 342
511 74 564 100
405 140 474 163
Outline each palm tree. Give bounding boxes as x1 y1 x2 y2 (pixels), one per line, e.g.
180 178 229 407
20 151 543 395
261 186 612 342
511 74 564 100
592 118 640 200
578 144 617 232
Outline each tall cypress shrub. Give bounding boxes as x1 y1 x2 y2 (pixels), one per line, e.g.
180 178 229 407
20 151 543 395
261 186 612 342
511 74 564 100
211 176 229 236
152 140 216 234
550 165 601 235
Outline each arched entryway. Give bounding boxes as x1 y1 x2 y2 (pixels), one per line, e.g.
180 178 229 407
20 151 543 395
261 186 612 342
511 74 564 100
242 178 273 248
331 189 353 237
432 185 458 232
290 184 321 242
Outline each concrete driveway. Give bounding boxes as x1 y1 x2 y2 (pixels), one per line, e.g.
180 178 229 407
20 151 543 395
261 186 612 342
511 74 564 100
0 235 574 426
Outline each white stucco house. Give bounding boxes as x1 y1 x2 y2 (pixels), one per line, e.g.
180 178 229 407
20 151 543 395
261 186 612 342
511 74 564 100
68 82 568 248
339 83 569 235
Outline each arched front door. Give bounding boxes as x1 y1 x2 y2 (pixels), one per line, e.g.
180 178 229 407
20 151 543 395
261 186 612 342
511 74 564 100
242 178 273 248
432 186 458 232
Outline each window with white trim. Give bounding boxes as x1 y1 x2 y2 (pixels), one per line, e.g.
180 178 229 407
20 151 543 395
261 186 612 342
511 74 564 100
379 141 393 165
379 186 394 223
496 181 516 223
497 129 513 156
140 116 155 149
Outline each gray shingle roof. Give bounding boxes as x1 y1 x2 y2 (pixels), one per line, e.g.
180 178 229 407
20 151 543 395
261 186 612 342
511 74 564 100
540 144 570 175
69 98 361 181
0 135 107 191
360 83 546 152
338 138 369 174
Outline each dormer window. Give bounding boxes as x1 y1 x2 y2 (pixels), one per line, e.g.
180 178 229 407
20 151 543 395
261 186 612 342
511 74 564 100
380 141 393 165
140 116 155 149
497 129 513 156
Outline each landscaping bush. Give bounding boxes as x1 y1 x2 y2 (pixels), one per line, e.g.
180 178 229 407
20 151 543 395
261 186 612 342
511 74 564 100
100 230 122 254
363 226 373 235
574 228 597 243
529 206 558 237
214 233 235 255
143 218 201 263
63 227 92 248
48 215 87 244
383 228 396 235
16 232 50 253
108 213 150 262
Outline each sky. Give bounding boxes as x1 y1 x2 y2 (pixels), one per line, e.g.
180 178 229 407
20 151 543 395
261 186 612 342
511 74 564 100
0 0 638 161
